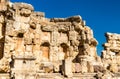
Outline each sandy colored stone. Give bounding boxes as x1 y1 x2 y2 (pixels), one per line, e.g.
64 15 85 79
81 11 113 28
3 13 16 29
109 63 118 73
0 0 119 79
102 32 120 73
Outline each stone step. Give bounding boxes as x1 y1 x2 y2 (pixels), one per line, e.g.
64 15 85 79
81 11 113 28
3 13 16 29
73 73 96 79
36 73 96 79
0 73 10 79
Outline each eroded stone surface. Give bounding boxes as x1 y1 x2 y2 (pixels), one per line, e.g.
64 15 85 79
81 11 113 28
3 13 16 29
0 0 119 79
102 32 120 73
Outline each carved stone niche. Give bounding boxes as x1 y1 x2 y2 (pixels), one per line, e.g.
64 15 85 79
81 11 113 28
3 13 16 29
59 43 69 60
40 42 50 62
15 33 25 57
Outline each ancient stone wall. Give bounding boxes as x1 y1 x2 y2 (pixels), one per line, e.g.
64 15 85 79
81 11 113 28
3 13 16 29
0 0 119 79
102 32 120 73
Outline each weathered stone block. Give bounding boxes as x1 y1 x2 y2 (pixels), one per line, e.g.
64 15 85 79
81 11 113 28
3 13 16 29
14 15 30 23
0 3 7 11
41 25 53 32
13 3 34 11
73 63 81 73
0 0 113 78
0 14 4 23
81 61 88 73
109 63 118 73
62 57 73 77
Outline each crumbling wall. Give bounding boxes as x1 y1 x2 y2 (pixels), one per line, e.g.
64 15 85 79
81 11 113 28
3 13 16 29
102 32 120 73
0 0 119 79
0 0 100 74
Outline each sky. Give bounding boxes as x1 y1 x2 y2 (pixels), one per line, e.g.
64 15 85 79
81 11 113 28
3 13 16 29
11 0 120 56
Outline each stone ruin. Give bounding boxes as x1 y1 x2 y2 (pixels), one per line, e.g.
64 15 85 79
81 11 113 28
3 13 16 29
102 33 120 73
0 0 119 79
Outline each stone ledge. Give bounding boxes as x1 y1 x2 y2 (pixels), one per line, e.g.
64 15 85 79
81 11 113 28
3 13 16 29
14 56 36 60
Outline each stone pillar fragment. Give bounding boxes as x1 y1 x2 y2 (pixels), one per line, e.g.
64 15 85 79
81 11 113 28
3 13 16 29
62 57 73 77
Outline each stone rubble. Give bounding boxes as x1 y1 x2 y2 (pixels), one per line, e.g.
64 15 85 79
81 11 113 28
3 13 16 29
0 0 119 79
102 32 120 73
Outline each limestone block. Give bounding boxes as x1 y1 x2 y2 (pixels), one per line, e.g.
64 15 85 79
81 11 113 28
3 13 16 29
14 15 30 23
13 21 21 31
59 32 68 43
24 38 32 45
58 52 65 61
20 23 29 32
57 22 71 26
5 42 15 52
33 38 40 44
81 30 86 40
73 22 83 31
94 72 103 79
69 46 74 57
74 63 81 73
89 46 97 57
13 22 29 33
34 50 42 61
24 32 34 45
109 63 118 73
101 70 114 79
25 45 32 52
81 61 88 73
53 61 62 72
0 58 10 73
51 32 59 46
41 25 53 32
20 8 32 17
96 56 102 63
69 31 77 41
50 18 66 22
87 61 94 73
6 21 17 36
35 24 41 33
13 3 34 11
4 44 11 53
34 32 40 39
94 65 104 72
66 15 82 22
62 57 73 77
31 12 45 18
58 24 69 32
15 38 25 56
54 76 63 79
39 62 53 73
41 32 51 42
49 46 59 61
33 45 40 52
30 13 45 24
0 3 7 11
84 26 94 40
0 14 4 23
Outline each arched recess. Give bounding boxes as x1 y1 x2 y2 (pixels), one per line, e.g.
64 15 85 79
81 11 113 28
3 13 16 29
40 42 50 61
59 43 69 59
15 33 25 56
